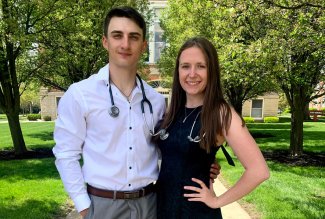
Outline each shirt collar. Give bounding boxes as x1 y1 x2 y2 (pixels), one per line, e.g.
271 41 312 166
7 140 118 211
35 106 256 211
95 64 148 92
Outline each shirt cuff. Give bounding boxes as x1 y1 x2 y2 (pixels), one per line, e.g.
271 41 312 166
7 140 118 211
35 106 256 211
73 193 91 212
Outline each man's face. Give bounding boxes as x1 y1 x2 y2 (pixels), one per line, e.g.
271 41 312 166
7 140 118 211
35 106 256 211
102 17 147 69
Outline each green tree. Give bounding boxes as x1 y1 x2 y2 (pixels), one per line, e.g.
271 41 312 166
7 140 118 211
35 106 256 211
0 0 60 154
158 0 325 156
158 0 275 115
262 0 325 156
0 0 150 155
35 0 151 91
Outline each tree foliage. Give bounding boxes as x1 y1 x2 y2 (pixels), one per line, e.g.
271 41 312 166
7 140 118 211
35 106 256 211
260 0 325 155
35 0 152 91
0 0 151 155
158 0 325 156
158 0 276 115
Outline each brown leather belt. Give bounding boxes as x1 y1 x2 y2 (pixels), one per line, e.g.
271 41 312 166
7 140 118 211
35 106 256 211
87 183 156 199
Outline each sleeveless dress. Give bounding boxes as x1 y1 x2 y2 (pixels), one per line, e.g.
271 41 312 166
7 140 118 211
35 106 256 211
156 106 223 219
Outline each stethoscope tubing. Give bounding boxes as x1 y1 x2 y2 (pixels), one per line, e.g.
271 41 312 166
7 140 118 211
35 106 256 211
108 73 159 136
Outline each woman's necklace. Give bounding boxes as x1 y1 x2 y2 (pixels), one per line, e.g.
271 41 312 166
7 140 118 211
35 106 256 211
183 106 198 123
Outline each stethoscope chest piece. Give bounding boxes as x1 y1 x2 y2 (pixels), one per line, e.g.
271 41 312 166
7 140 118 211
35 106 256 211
109 105 119 118
159 129 169 140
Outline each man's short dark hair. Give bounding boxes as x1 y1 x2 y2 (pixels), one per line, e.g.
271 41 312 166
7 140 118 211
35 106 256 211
103 6 146 40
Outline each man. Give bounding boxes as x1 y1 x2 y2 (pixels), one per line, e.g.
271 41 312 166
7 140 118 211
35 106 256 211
53 6 219 219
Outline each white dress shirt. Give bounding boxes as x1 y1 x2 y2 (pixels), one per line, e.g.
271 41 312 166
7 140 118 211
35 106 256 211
53 64 166 212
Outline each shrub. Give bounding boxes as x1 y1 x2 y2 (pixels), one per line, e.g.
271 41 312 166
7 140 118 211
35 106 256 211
43 115 52 121
243 117 255 123
27 114 41 121
284 108 291 113
309 107 317 111
264 117 279 123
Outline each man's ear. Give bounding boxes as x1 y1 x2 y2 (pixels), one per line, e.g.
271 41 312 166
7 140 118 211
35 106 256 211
142 40 148 53
102 35 109 50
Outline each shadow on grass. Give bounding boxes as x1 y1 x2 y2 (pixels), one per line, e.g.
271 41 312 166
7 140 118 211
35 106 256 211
0 158 61 181
26 131 53 141
0 199 66 219
281 195 325 219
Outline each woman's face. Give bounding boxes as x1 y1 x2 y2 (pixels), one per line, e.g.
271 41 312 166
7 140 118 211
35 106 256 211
179 46 208 103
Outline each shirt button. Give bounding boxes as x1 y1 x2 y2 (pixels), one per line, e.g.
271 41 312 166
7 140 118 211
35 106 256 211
129 184 131 187
129 127 132 130
130 106 131 110
129 166 132 169
129 147 132 150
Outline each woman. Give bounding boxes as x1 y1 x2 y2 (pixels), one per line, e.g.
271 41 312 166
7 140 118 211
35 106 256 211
155 37 270 218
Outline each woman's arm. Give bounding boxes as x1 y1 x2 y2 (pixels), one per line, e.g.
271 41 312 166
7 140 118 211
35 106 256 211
184 107 270 208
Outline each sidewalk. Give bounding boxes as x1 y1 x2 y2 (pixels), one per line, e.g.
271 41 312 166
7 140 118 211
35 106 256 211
65 178 251 219
213 178 252 219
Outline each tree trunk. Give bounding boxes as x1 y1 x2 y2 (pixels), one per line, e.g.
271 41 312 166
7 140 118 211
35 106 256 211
303 102 311 120
228 95 243 116
6 113 27 155
289 90 304 156
231 100 243 116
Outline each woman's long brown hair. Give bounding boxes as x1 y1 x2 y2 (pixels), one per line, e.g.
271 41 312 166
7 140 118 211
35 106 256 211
161 37 232 153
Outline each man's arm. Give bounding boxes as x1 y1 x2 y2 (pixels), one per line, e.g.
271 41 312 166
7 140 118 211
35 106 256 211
52 85 90 212
210 161 221 183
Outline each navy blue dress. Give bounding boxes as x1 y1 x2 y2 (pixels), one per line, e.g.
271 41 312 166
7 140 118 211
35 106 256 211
157 107 223 219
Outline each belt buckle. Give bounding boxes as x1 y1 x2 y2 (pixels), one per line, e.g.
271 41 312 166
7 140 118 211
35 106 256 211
124 191 140 199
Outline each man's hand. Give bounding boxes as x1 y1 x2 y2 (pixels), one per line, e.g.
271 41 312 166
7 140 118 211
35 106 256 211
80 208 89 218
209 161 221 183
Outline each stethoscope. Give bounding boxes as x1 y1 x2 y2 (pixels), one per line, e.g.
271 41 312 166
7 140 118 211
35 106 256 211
159 110 205 143
108 73 163 137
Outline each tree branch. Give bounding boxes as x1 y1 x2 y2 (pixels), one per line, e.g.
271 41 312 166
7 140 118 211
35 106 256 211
263 0 325 10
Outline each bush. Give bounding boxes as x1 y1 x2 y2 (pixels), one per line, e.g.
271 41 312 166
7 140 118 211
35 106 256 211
43 115 51 121
243 117 255 123
284 107 291 113
309 107 317 111
264 117 279 123
27 114 41 121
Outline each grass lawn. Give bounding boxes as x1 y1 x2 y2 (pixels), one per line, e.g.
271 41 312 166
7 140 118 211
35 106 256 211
0 119 324 218
217 121 325 219
0 121 69 219
0 158 69 219
0 122 55 150
0 114 29 122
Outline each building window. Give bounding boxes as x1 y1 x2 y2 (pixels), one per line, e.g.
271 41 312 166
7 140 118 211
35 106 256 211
56 97 61 107
251 99 263 118
153 21 165 62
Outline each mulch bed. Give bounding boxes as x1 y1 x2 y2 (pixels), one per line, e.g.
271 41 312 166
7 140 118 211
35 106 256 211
0 148 324 167
0 148 54 160
262 149 325 167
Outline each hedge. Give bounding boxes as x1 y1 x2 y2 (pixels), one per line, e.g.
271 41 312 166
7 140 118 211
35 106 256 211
243 117 255 123
27 114 41 121
264 117 279 123
43 115 52 121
